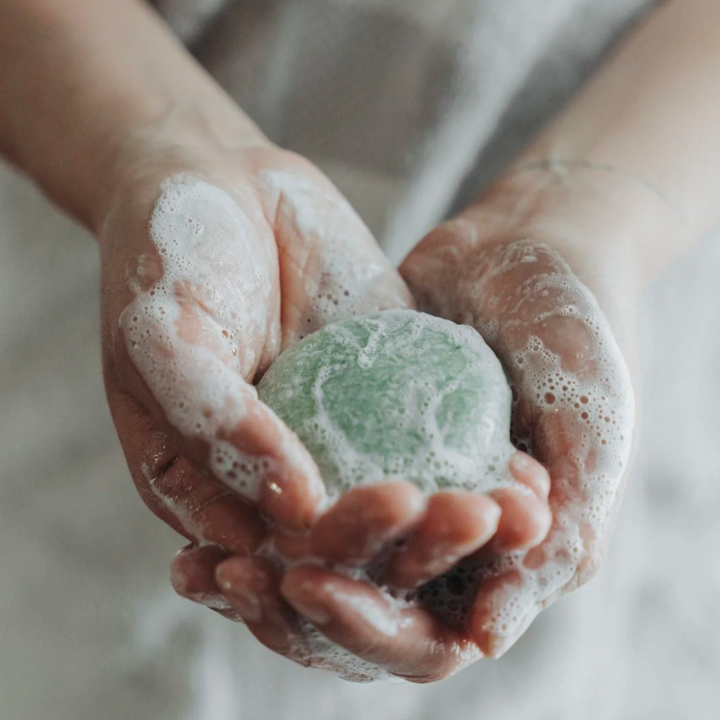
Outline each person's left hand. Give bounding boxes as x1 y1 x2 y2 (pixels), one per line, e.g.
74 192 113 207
398 173 638 660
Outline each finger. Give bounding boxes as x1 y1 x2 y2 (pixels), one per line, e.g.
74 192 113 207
111 289 326 532
170 545 235 612
508 451 551 500
487 487 552 553
383 491 501 589
266 163 414 345
108 390 267 554
308 482 426 564
214 394 326 530
280 566 481 682
469 567 543 658
216 556 308 660
155 455 269 554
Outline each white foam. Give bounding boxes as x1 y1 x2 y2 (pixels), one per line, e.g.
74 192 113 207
260 169 412 342
120 175 278 510
299 620 391 682
407 236 635 650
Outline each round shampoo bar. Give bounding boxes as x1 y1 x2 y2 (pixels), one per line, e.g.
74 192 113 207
258 309 515 498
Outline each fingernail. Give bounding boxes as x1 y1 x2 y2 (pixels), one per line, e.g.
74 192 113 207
218 578 263 624
510 452 531 470
282 584 331 626
197 594 233 612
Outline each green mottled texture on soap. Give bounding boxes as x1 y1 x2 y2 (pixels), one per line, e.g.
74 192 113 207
258 310 514 496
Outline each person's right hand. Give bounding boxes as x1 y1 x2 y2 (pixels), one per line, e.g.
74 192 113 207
99 137 414 605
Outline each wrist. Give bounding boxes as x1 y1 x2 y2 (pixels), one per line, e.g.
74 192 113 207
429 164 650 363
93 102 271 235
0 0 270 234
465 159 683 293
16 95 271 236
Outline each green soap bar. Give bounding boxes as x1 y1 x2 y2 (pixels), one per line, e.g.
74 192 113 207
258 310 514 497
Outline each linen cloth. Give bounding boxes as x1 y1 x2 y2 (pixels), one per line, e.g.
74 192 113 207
6 1 719 718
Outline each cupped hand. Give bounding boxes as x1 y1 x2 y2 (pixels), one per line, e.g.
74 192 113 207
175 454 550 682
100 138 410 601
399 179 637 659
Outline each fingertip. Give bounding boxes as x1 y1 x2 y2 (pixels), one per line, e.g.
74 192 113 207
471 605 539 659
384 492 501 589
469 570 524 658
170 545 228 591
215 555 262 591
258 446 327 532
215 557 272 624
280 568 334 627
448 493 502 540
473 627 503 659
260 473 323 532
279 565 320 600
509 451 551 500
170 544 230 608
216 556 310 658
489 488 552 553
308 480 426 563
520 497 553 550
218 397 327 532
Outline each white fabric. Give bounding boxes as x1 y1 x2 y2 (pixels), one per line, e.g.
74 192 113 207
4 0 720 718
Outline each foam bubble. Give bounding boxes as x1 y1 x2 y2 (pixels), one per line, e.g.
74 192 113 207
120 175 276 506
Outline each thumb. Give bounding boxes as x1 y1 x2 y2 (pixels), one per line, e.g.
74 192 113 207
104 173 327 531
259 163 414 347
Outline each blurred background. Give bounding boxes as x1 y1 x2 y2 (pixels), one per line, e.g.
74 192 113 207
2 0 720 718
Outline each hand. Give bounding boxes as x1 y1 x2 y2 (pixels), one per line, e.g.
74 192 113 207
99 137 412 610
399 173 638 658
